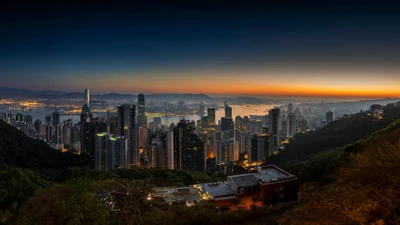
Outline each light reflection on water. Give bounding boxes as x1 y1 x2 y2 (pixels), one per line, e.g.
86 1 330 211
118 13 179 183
4 104 277 125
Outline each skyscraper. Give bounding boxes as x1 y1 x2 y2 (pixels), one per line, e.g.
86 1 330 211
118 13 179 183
117 104 138 167
207 108 216 127
268 108 280 150
199 102 205 117
84 89 90 108
224 102 232 118
287 113 296 137
52 111 60 126
288 103 294 114
173 119 205 172
137 93 147 128
326 111 333 124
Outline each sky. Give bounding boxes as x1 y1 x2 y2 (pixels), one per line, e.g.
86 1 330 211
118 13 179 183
1 1 400 99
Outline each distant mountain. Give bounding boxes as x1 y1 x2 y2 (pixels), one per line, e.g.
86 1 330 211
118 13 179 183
0 119 90 170
216 96 263 104
0 87 214 102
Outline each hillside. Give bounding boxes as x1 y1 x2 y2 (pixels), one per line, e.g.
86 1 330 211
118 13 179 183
0 120 90 171
265 104 400 168
279 120 400 225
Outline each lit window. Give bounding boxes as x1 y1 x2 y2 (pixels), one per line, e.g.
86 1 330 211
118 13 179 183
279 186 284 191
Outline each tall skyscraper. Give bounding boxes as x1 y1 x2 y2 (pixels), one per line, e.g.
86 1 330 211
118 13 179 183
288 103 294 114
224 102 232 118
268 108 280 150
326 111 333 124
173 119 205 172
117 104 138 167
199 102 205 117
84 89 90 108
137 93 147 128
221 117 234 131
287 113 296 137
52 111 60 126
207 108 216 127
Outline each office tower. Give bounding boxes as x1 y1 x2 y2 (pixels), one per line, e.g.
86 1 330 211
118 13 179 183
326 111 333 124
137 93 147 128
288 103 293 114
95 133 108 171
53 124 63 144
235 116 243 130
45 124 53 143
199 102 205 117
82 104 90 115
52 111 60 126
155 132 168 168
63 125 71 145
224 102 232 118
173 119 205 172
95 133 129 171
34 119 42 136
207 108 216 127
167 123 175 169
84 89 90 107
117 104 138 167
81 119 107 159
217 138 235 162
243 116 249 131
268 108 280 150
24 115 32 123
280 120 287 140
221 117 234 131
257 134 271 162
16 113 23 122
287 113 296 137
248 134 258 164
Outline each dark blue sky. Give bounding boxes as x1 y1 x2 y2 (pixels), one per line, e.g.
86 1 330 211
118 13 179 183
1 1 400 97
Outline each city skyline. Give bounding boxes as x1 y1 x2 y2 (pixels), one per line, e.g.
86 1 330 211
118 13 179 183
1 2 400 99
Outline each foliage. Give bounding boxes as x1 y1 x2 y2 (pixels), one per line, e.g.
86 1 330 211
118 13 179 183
279 120 400 225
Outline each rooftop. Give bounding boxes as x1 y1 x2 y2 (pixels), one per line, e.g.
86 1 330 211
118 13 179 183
198 182 235 199
252 165 296 183
229 174 259 188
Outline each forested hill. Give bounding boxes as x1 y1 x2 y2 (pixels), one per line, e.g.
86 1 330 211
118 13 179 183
279 120 400 224
265 104 400 166
0 120 90 171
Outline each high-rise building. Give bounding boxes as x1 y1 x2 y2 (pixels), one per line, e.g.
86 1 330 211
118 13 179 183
287 113 296 137
243 116 249 131
268 108 280 150
16 113 23 122
52 111 60 126
199 102 205 117
81 119 107 159
235 116 243 130
173 119 205 172
137 93 147 128
117 104 138 167
221 117 234 131
167 123 175 169
82 104 90 115
34 119 42 136
84 89 90 108
326 111 333 124
224 102 232 118
288 103 293 114
153 117 161 125
24 115 33 123
207 108 216 127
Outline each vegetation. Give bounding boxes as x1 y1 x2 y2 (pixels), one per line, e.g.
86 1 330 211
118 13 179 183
279 120 400 225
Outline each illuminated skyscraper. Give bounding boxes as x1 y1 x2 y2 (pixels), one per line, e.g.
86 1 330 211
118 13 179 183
137 93 147 128
207 108 216 127
224 102 232 118
199 102 205 117
84 89 90 108
173 119 205 172
268 108 280 150
117 104 138 167
288 103 293 114
52 111 60 126
287 113 296 137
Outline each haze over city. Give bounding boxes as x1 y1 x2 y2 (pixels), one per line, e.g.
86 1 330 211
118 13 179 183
1 1 400 100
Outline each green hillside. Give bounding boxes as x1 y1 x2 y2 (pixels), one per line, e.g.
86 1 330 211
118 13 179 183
279 120 400 225
0 119 90 171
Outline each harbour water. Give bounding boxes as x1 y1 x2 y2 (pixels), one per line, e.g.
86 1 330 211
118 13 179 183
3 104 278 125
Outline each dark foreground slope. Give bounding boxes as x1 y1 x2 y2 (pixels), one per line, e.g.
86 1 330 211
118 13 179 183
0 120 90 171
279 120 400 225
266 105 400 167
